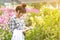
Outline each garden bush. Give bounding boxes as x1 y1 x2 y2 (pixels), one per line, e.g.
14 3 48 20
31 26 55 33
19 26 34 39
25 7 60 40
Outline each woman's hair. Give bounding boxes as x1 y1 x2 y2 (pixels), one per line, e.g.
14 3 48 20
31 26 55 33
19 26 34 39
21 3 26 8
16 3 26 13
21 3 26 13
16 6 22 13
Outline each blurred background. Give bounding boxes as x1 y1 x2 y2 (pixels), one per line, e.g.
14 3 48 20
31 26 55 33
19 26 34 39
0 0 60 40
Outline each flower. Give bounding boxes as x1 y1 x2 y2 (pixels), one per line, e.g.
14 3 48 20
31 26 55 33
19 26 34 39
31 8 40 13
0 16 5 24
26 8 40 13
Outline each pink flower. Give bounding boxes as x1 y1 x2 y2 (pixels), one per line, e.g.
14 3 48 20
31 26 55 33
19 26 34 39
32 8 40 13
26 8 32 12
0 8 5 11
26 8 40 13
4 16 8 23
8 12 15 17
0 16 5 24
0 8 15 29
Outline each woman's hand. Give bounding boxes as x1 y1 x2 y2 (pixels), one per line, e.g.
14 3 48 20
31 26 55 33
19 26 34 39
23 26 33 32
29 26 33 30
22 29 28 33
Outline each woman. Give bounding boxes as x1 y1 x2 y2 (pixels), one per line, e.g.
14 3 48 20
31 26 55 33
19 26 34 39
9 3 32 40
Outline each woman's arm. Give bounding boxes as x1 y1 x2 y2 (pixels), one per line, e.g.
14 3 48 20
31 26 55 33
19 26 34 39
23 26 33 32
21 19 33 32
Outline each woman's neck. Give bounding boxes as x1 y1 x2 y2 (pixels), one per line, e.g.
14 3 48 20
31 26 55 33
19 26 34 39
16 15 20 18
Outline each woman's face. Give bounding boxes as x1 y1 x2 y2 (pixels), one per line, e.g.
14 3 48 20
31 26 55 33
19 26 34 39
16 10 23 17
16 12 23 18
19 13 23 17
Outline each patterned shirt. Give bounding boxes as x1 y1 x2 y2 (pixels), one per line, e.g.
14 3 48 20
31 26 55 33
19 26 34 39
9 15 26 32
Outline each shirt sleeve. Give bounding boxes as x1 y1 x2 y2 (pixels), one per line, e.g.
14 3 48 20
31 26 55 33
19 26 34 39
9 18 16 32
21 19 26 30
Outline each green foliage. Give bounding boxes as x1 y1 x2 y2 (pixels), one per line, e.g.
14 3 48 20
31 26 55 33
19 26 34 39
25 16 32 27
0 29 12 40
25 7 60 40
0 10 3 15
